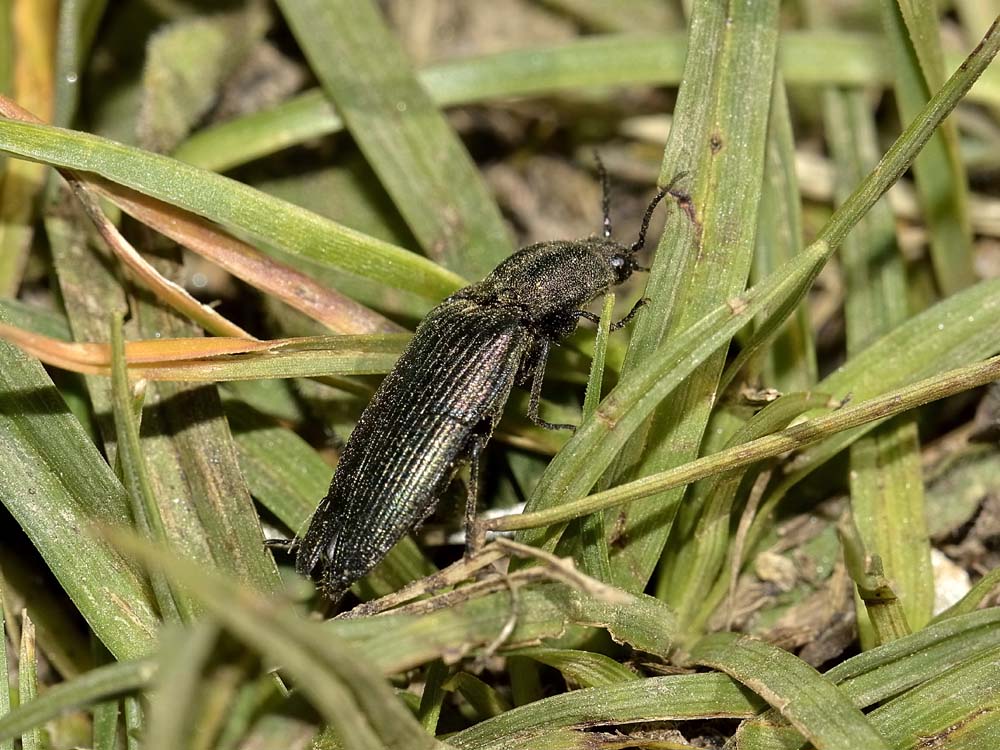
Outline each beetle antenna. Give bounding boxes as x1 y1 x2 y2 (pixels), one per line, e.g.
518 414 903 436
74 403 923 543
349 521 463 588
594 150 612 238
629 171 689 254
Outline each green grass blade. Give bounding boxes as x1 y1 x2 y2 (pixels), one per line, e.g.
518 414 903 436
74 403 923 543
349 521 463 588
744 76 817 392
0 659 155 744
496 351 1000 538
172 32 1000 173
882 2 976 295
0 119 465 299
733 600 1000 746
116 536 446 750
506 647 639 688
52 0 107 128
661 392 831 634
0 335 159 660
689 632 890 750
444 673 511 721
870 645 1000 750
604 0 781 593
570 292 615 581
816 15 933 640
276 0 512 278
109 312 186 624
145 623 217 750
91 698 119 750
333 582 676 674
448 673 763 750
125 290 279 597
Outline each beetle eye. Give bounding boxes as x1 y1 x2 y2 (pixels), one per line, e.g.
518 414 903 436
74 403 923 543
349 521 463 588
610 256 625 268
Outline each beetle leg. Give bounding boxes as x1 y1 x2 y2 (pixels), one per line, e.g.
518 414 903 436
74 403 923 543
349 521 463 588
526 338 576 432
570 297 649 331
609 297 650 330
572 310 602 325
264 537 297 552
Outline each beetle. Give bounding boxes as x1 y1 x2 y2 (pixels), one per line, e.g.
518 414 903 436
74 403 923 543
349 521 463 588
292 162 680 602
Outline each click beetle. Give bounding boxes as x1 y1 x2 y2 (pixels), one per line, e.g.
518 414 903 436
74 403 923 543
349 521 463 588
293 161 679 602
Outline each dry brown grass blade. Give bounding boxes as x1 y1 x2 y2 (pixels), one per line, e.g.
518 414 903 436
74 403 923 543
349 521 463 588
92 179 403 335
0 321 278 373
0 94 401 337
0 95 252 338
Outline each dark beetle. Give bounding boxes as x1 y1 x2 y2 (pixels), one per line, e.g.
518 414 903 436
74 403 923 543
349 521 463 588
293 165 677 602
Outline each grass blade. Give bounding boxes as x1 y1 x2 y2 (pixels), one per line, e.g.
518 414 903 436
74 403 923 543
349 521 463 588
689 632 890 750
885 1 976 295
813 2 933 641
0 659 155 744
276 0 512 278
109 312 187 624
0 334 159 660
172 32 1000 173
0 118 465 299
448 673 763 750
604 0 782 592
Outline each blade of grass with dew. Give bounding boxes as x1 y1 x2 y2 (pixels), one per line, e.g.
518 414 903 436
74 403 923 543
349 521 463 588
566 292 615 581
109 312 189 624
599 0 781 593
0 335 160 660
0 0 55 297
224 401 436 597
814 10 933 641
883 2 975 295
0 659 156 744
171 31 1000 173
276 0 513 278
447 673 763 750
505 647 639 688
52 0 107 129
660 391 832 636
114 535 446 750
0 118 465 300
18 613 41 750
748 76 816 392
689 632 890 750
733 607 1000 748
